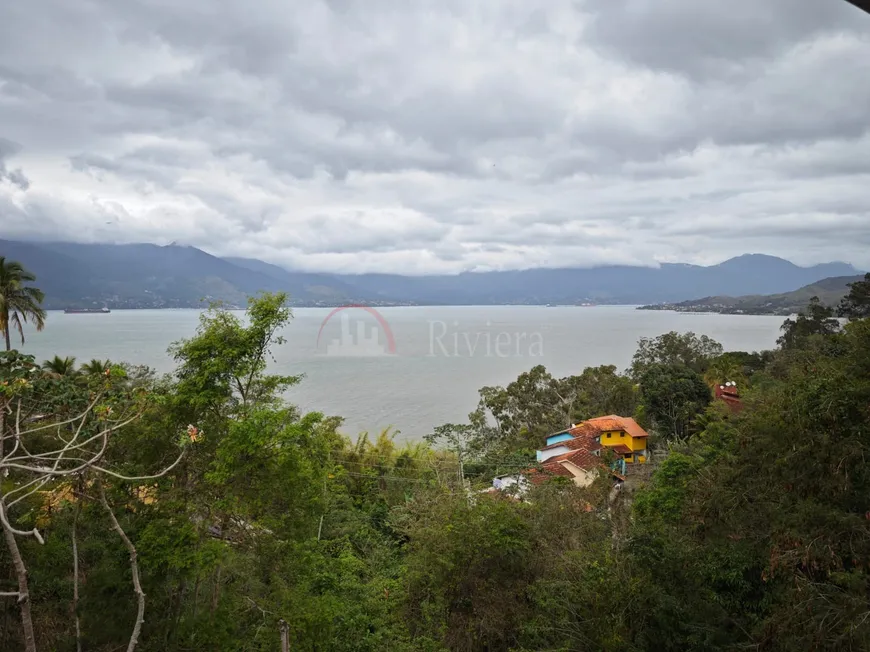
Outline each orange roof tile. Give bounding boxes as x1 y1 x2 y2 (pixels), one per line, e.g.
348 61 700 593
526 462 575 484
546 448 602 471
540 435 603 453
567 422 600 438
583 415 649 439
526 450 623 484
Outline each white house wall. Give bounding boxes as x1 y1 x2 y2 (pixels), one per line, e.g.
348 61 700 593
537 446 570 462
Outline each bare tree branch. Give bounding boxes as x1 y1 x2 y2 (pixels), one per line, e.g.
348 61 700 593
0 500 38 652
72 496 83 652
5 393 102 442
0 383 188 652
91 449 185 482
98 480 146 652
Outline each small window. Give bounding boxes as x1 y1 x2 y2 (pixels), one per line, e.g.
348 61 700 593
606 433 611 438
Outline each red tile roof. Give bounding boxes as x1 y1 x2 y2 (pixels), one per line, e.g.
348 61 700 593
526 461 575 484
546 448 602 471
715 386 744 412
525 447 624 485
583 415 649 438
715 385 739 398
719 394 743 412
540 435 603 453
567 422 600 437
607 444 633 455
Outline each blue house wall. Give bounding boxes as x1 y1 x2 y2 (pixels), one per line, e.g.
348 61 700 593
545 432 573 446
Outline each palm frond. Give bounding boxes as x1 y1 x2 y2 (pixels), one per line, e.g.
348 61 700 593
42 355 78 376
0 258 47 345
9 311 25 346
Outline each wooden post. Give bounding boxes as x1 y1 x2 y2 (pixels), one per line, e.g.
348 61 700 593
279 618 289 652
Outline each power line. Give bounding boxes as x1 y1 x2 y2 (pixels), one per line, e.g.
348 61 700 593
328 456 537 470
339 470 433 483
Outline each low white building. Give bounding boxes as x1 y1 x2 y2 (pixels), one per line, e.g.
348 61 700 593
492 474 531 493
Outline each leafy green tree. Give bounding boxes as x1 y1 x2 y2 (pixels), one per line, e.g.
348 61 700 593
639 364 711 441
397 489 535 651
562 364 640 420
839 272 870 320
630 331 723 379
169 292 300 421
0 356 188 652
205 408 337 539
0 257 46 351
776 296 840 350
628 316 870 650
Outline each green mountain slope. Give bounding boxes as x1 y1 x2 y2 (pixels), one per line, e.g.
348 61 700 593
0 239 863 309
640 275 863 315
0 240 366 308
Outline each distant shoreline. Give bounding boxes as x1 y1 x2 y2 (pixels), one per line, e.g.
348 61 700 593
637 304 792 316
49 303 634 311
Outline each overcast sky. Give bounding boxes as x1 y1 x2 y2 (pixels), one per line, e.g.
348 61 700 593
1 1 869 274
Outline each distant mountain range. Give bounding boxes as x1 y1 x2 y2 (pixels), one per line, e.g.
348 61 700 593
0 239 862 309
638 275 864 316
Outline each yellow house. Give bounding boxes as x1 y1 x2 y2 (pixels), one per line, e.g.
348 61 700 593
577 415 649 464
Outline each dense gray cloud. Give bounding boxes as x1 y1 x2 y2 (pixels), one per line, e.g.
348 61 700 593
1 0 869 273
0 139 31 191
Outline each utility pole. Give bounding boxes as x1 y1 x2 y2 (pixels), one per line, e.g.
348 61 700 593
279 619 289 652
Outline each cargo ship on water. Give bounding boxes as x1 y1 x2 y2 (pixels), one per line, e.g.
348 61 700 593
63 307 111 314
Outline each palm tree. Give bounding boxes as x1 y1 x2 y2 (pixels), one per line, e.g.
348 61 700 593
703 357 744 390
42 355 78 378
0 257 47 351
80 358 112 376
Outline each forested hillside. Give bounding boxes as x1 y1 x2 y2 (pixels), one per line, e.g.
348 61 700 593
1 240 860 307
2 276 870 651
640 274 864 315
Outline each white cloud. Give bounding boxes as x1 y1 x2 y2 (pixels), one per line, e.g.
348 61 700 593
1 0 869 272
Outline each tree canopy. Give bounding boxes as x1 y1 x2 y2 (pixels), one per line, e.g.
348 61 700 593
3 292 870 651
639 364 712 442
839 272 870 320
776 295 841 349
630 331 723 379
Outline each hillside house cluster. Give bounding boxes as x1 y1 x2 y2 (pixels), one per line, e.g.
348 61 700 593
491 388 746 498
539 415 649 465
492 415 650 496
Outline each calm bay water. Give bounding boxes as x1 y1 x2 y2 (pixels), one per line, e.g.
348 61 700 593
21 306 785 441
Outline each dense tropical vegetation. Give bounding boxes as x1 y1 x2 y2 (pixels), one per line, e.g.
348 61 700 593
1 263 870 650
